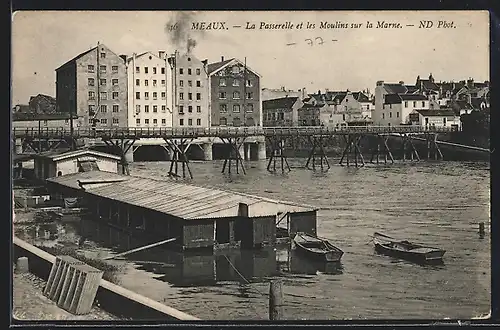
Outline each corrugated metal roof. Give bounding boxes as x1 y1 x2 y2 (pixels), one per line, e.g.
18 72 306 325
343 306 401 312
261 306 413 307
47 171 317 220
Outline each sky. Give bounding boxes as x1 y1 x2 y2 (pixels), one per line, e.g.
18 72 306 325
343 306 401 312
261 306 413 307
11 10 490 105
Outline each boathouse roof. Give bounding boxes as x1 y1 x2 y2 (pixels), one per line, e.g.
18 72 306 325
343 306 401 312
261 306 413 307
34 149 122 162
47 171 317 220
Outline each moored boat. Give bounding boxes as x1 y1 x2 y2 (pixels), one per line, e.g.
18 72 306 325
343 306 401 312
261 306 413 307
373 232 446 263
292 232 344 262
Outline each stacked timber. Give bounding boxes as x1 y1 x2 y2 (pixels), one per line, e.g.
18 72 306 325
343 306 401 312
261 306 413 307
43 255 104 315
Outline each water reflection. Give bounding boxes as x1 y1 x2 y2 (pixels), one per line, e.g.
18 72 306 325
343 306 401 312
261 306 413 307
62 217 344 287
277 248 344 275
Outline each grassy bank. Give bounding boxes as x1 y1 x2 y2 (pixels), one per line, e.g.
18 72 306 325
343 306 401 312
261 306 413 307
38 245 123 284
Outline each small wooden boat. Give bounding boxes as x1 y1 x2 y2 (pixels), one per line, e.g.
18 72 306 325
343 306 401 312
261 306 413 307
373 232 446 263
292 232 344 262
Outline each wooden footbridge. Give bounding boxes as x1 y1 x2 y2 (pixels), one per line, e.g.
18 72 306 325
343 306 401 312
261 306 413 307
12 126 487 178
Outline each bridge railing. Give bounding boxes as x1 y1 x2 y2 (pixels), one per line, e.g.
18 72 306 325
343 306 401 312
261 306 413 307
12 125 454 138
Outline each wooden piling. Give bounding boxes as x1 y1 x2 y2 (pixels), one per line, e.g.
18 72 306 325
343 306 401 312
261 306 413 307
16 257 29 274
269 280 283 320
479 222 485 238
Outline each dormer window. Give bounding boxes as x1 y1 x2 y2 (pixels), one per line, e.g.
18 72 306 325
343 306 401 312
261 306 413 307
232 66 239 74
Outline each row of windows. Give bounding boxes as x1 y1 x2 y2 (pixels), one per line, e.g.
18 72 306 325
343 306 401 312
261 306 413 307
265 112 285 121
178 68 202 75
88 65 119 73
179 92 202 101
38 119 70 126
135 79 166 87
178 118 202 126
88 78 119 86
88 104 120 113
219 78 253 87
220 104 254 113
89 118 120 125
381 112 400 119
88 91 120 100
136 118 168 125
135 92 166 100
179 80 202 88
219 91 253 100
403 101 426 108
135 105 167 113
178 105 202 113
384 101 426 109
135 66 166 75
219 117 256 126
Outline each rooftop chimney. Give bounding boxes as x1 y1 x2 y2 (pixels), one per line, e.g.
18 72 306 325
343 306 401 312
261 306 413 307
221 56 224 62
399 81 405 85
158 51 166 59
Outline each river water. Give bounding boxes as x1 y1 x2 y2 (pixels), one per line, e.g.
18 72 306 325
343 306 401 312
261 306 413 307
16 158 491 320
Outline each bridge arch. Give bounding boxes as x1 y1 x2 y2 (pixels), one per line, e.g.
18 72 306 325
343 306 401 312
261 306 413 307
133 145 170 162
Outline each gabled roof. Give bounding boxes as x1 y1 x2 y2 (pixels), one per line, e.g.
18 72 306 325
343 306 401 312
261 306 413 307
352 92 370 102
439 82 465 94
35 149 121 161
383 83 409 94
126 51 162 63
405 85 419 93
325 91 346 104
384 94 402 104
417 80 440 91
29 94 56 102
299 104 326 109
207 58 262 77
263 97 299 110
56 43 124 71
47 172 317 220
399 94 428 101
56 47 97 71
207 58 234 74
416 109 456 117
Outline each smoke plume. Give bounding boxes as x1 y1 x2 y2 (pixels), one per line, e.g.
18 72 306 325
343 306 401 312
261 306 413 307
165 11 204 54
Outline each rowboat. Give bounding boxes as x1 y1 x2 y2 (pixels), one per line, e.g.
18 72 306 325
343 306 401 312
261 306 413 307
373 232 446 263
292 232 344 262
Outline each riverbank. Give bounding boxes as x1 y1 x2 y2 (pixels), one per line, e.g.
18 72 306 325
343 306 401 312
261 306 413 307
12 271 118 321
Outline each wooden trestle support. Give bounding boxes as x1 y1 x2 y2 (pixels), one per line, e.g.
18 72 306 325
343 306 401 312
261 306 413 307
424 133 443 160
367 133 443 165
369 134 395 165
266 136 291 174
339 134 366 167
163 138 193 179
304 136 330 171
221 137 246 175
102 137 138 175
19 135 77 154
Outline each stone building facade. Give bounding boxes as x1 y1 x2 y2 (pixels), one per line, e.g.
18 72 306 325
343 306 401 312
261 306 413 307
55 43 128 128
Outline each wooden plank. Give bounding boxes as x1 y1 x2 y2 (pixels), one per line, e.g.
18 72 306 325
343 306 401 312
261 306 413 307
102 237 177 260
